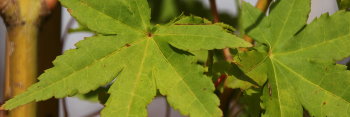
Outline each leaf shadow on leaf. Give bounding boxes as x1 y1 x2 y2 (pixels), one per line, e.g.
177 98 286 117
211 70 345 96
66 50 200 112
169 43 194 56
228 64 259 87
75 86 109 103
74 68 124 104
245 0 289 34
303 107 312 117
244 12 265 34
239 88 262 117
212 52 260 88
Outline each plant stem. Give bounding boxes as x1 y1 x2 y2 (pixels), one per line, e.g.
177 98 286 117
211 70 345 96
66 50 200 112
0 104 6 117
62 98 69 117
1 0 43 116
165 101 171 117
61 17 75 43
256 0 271 12
205 0 219 74
229 91 242 117
7 19 39 117
209 0 233 62
209 0 220 23
208 1 234 116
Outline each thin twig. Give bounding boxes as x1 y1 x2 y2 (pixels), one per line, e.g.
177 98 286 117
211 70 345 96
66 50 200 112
62 98 69 117
230 91 242 112
165 101 171 117
231 107 243 117
209 0 220 23
222 48 233 61
220 88 234 116
208 0 235 116
205 50 214 75
205 0 220 73
209 0 233 62
61 17 75 43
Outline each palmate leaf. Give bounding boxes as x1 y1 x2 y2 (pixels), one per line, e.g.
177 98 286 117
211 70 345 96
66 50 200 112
2 0 251 116
242 0 350 116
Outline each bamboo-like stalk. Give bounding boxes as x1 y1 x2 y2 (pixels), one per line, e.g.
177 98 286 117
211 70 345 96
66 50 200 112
7 24 38 117
1 0 43 116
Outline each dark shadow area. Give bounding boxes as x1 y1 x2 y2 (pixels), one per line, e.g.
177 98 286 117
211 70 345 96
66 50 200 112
149 0 238 27
244 13 266 34
238 88 262 117
37 4 62 117
303 107 312 117
211 51 259 86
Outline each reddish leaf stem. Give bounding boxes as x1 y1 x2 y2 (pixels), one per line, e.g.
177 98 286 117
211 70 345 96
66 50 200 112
214 74 228 88
209 0 233 62
165 101 171 117
62 98 69 117
209 0 220 23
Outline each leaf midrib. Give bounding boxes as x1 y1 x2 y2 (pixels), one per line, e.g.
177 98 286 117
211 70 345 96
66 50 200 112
5 37 147 109
273 58 350 104
133 0 149 31
269 58 284 117
243 53 269 74
152 39 214 116
155 33 230 40
245 6 272 49
270 0 297 50
78 0 145 33
273 34 350 56
125 39 151 117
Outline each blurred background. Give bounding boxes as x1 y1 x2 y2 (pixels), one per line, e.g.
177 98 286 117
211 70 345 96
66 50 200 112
0 0 339 116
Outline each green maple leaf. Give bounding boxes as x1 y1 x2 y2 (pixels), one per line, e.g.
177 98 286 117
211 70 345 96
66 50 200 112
242 0 350 116
1 0 251 116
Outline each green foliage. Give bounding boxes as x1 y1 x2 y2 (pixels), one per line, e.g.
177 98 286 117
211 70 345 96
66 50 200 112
149 0 239 26
242 0 350 116
338 0 350 10
2 0 350 117
2 0 250 117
